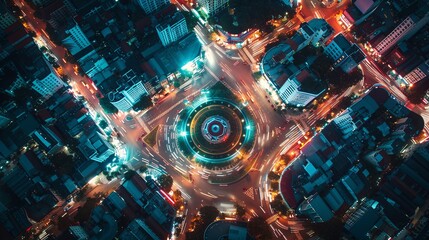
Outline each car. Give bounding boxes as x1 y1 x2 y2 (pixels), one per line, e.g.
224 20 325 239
64 204 72 211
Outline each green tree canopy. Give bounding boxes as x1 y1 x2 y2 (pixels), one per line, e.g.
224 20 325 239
99 97 118 114
235 203 246 218
133 95 153 111
50 152 75 176
270 194 288 215
268 171 280 181
124 170 137 180
157 174 173 192
199 206 220 225
99 120 108 129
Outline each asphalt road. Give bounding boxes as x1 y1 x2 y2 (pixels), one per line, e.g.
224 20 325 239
15 0 429 239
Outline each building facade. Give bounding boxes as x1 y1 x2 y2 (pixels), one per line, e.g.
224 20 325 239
403 60 429 85
325 34 366 73
0 2 16 30
62 21 91 55
198 0 229 16
31 72 67 99
375 13 429 56
136 0 170 14
156 12 188 47
278 68 326 107
109 70 149 112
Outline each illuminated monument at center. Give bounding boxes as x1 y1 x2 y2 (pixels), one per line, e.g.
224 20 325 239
178 97 254 166
201 115 231 144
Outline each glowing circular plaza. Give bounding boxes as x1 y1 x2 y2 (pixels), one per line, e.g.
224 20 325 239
178 98 254 166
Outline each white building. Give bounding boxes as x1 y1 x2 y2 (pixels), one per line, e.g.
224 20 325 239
32 72 67 99
136 0 170 14
325 34 366 73
375 13 429 56
76 49 109 85
156 12 188 47
198 0 229 16
278 68 326 107
403 60 429 85
298 18 333 47
62 21 91 55
325 34 352 61
78 131 115 163
109 70 149 112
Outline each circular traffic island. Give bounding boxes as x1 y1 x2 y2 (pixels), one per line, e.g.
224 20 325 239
178 98 253 167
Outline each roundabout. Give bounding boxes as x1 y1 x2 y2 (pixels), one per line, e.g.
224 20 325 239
177 97 254 167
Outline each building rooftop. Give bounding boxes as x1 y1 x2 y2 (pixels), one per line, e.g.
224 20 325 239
331 34 352 51
354 0 375 14
279 86 424 221
294 68 326 95
151 32 201 78
156 12 185 32
204 221 250 240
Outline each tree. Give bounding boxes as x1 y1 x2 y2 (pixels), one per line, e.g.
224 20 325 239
13 87 41 106
270 194 288 215
138 164 148 173
157 174 173 192
172 189 184 209
199 206 220 225
247 217 272 240
293 45 319 65
268 171 280 181
45 23 62 46
182 11 198 30
235 203 246 219
99 120 108 129
99 97 118 114
186 206 220 240
133 95 153 111
173 80 181 88
124 170 137 180
277 33 288 41
270 181 279 191
50 152 75 176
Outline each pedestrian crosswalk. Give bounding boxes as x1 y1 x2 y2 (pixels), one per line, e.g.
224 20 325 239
243 187 255 200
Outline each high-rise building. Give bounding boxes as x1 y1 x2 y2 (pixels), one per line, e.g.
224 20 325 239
78 131 115 163
62 21 91 55
298 18 333 47
32 72 67 99
325 34 366 73
375 13 429 56
278 68 327 107
135 0 170 14
108 70 149 112
156 12 188 47
403 60 429 85
198 0 229 16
